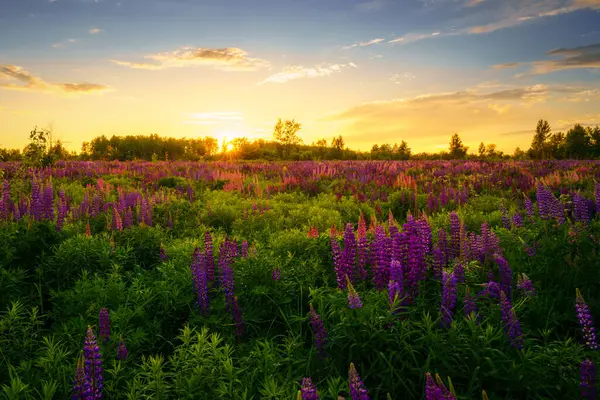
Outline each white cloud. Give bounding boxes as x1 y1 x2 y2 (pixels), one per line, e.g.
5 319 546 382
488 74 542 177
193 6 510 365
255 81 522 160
89 28 103 35
113 47 270 71
52 38 77 49
258 63 357 84
342 38 385 50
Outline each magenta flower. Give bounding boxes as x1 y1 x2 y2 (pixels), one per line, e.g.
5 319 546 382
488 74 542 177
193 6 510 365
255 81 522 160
309 304 327 358
346 276 363 309
300 377 319 400
500 291 523 349
117 338 128 361
576 289 599 350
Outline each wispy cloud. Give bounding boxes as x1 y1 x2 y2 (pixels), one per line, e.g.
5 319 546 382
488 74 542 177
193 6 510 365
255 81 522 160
488 103 512 114
52 38 77 49
494 42 600 75
88 28 103 35
112 47 270 71
389 72 416 84
0 65 109 95
388 31 442 44
465 0 485 7
258 63 357 84
342 38 385 50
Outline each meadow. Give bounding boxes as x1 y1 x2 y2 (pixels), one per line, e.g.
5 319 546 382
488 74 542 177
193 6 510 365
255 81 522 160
1 159 599 400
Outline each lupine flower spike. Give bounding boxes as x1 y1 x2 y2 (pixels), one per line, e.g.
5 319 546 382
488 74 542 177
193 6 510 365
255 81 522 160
346 275 363 309
117 337 128 361
99 307 110 342
349 363 369 400
300 377 319 400
309 304 327 358
576 289 599 350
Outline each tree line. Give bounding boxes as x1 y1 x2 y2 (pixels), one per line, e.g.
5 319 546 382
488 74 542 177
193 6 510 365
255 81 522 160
1 118 599 164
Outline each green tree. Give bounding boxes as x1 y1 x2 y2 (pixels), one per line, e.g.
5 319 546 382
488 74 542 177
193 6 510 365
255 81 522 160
448 133 468 159
530 119 552 159
564 124 591 159
273 118 302 159
23 126 56 168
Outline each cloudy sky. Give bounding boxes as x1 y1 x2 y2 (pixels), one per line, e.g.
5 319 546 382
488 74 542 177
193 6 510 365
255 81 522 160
1 0 600 153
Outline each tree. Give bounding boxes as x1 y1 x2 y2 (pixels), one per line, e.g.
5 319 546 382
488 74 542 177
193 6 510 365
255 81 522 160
564 124 591 159
397 140 411 160
23 125 56 168
448 133 468 159
547 132 566 159
588 126 600 158
478 142 486 158
513 147 526 159
530 119 552 159
273 118 302 159
486 144 498 158
331 135 345 151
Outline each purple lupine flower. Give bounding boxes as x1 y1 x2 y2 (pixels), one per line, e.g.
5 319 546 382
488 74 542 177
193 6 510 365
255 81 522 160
418 217 433 254
576 289 599 350
241 240 249 258
478 280 502 300
453 262 465 284
595 181 600 215
440 272 457 328
205 232 215 282
341 223 357 284
459 221 470 263
500 291 523 349
144 199 153 227
581 359 597 400
425 372 443 400
167 213 173 229
159 246 167 261
30 178 42 221
272 268 281 281
347 276 363 309
517 273 534 297
301 378 319 400
112 207 123 232
349 363 369 400
524 197 534 220
82 326 103 399
331 236 345 289
123 208 133 228
117 338 128 361
448 211 461 261
309 304 327 358
431 246 444 281
371 226 389 291
72 353 86 399
464 287 478 322
193 251 210 314
511 213 524 229
99 308 110 343
435 374 456 400
573 192 591 224
499 204 510 229
437 228 449 266
43 181 54 221
494 254 512 299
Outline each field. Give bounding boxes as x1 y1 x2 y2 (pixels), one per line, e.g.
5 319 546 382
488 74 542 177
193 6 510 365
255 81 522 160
1 160 600 399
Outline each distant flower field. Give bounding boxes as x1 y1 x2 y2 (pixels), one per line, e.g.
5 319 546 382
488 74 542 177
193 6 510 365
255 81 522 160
0 159 600 399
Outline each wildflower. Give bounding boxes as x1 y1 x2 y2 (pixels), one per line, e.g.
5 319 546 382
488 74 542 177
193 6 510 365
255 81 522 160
331 236 344 289
99 308 110 342
347 276 363 309
516 273 534 297
371 226 389 291
309 304 327 358
349 363 369 400
500 291 523 349
448 211 461 261
435 374 456 400
581 359 597 400
341 223 357 284
511 213 523 229
493 254 512 299
82 326 103 398
205 231 215 281
464 287 478 322
159 246 167 261
499 204 510 229
241 240 249 258
425 372 443 400
117 338 128 361
301 378 319 400
441 272 457 328
453 262 464 284
576 289 599 350
272 268 281 281
231 296 244 336
388 280 402 312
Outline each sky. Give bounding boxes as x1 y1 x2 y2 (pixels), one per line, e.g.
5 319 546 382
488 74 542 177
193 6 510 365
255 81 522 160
1 0 600 154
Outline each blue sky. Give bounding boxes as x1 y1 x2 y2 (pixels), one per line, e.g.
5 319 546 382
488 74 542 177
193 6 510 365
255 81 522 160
1 0 599 153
